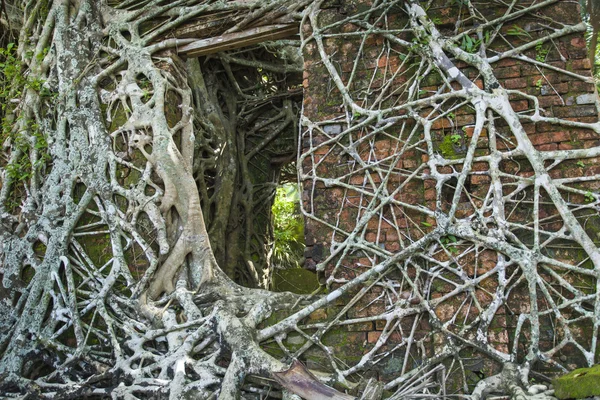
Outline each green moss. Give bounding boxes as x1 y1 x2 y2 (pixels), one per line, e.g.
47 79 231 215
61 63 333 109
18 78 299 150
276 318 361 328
554 364 600 399
80 234 112 267
272 268 319 294
438 135 464 159
422 71 442 86
321 327 365 364
380 356 403 376
107 102 129 133
33 241 46 258
165 89 182 129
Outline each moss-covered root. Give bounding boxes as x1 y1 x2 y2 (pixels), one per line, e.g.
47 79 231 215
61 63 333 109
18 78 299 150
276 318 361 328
554 364 600 399
471 363 556 400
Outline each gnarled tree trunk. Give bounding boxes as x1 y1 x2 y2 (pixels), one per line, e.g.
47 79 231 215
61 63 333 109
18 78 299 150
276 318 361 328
0 0 598 399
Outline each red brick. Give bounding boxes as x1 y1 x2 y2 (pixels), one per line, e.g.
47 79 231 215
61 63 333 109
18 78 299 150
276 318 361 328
471 175 490 184
425 188 436 201
530 74 561 85
570 81 595 92
565 116 597 124
536 122 557 133
549 61 567 69
456 114 475 126
347 322 375 331
522 123 536 134
510 100 529 112
464 126 488 137
385 242 400 252
404 159 419 169
571 37 587 48
583 139 600 148
553 105 597 118
548 131 572 142
386 231 399 241
431 118 453 130
536 143 558 151
495 66 520 78
551 82 569 94
503 77 527 89
538 96 565 107
472 162 488 171
496 58 518 67
572 58 592 70
378 56 388 68
529 133 549 145
559 142 576 150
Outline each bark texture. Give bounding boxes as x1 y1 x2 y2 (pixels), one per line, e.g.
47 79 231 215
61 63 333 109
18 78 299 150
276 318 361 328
0 0 598 399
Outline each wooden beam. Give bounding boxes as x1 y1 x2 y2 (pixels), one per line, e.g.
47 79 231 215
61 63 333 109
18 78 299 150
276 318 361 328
171 11 237 39
177 24 298 57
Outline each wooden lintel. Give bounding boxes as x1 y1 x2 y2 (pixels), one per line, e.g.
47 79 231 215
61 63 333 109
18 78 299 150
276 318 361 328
171 11 237 39
177 24 298 57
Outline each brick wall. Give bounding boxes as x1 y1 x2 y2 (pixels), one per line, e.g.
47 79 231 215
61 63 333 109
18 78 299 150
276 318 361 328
299 0 600 390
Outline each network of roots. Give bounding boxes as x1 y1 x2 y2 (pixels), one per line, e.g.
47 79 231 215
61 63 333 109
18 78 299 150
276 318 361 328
0 0 599 399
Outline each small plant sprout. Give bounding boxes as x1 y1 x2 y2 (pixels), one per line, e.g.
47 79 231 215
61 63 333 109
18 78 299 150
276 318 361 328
585 192 595 203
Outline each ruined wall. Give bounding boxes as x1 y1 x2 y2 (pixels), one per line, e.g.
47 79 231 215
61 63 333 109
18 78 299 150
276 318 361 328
299 0 600 389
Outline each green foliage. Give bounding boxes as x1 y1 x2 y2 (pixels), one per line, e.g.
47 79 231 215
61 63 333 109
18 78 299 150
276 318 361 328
506 25 531 39
4 120 49 181
535 42 549 62
584 191 595 202
535 78 543 89
460 35 480 53
459 31 490 54
440 235 459 254
0 43 25 116
0 43 52 211
272 184 305 268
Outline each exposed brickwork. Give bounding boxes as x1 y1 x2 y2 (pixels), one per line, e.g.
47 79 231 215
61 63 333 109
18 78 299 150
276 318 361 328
300 0 600 389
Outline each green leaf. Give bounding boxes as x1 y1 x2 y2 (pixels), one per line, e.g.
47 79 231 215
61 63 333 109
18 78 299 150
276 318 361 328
506 25 531 38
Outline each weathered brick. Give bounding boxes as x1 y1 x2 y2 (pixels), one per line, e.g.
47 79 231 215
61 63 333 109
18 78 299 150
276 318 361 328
471 175 490 185
536 143 558 151
503 77 527 89
571 36 587 48
495 66 520 78
553 105 597 118
510 100 529 112
496 58 518 67
539 95 565 107
300 3 598 374
571 58 592 70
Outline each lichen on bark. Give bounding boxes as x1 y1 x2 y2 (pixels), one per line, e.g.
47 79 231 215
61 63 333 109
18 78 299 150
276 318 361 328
0 0 599 399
